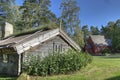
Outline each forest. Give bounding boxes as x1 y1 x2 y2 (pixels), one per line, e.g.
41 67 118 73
0 0 120 52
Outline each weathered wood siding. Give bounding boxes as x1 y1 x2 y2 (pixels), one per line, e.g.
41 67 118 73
23 36 72 60
16 29 59 54
0 53 18 76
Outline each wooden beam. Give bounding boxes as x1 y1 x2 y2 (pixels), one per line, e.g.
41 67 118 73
18 54 21 75
59 29 81 51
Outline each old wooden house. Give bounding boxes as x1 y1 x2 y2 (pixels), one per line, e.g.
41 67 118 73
85 35 111 54
0 22 81 76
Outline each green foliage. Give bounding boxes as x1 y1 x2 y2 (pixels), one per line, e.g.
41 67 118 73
0 0 57 33
101 19 120 52
13 23 58 37
73 26 85 48
0 0 14 23
82 25 90 43
102 48 111 55
2 56 120 80
23 49 92 76
60 0 80 35
19 2 40 29
60 0 85 49
17 0 57 31
90 26 100 35
0 0 20 26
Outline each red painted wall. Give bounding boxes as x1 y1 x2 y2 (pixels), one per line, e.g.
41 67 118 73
85 37 109 54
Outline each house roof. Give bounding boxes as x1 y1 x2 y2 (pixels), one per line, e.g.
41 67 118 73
90 35 111 46
0 29 52 46
0 28 81 54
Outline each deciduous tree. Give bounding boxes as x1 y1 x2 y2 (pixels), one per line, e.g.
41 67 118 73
60 0 80 35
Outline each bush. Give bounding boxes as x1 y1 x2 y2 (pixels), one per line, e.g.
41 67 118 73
22 49 92 76
102 48 111 55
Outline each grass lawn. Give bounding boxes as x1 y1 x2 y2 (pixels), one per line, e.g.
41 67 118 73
1 54 120 80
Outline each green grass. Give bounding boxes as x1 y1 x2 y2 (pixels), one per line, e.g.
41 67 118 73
0 77 17 80
1 54 120 80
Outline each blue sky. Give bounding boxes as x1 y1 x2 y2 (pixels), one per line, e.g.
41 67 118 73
16 0 120 29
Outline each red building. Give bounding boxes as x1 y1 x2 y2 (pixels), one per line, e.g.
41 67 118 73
85 35 111 55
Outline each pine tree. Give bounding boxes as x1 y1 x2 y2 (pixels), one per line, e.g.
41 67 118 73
19 0 57 31
90 26 100 35
82 25 90 43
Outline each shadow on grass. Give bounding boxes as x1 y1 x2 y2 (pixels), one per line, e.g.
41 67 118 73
0 73 29 80
0 75 17 80
94 55 120 59
104 56 120 59
105 75 120 80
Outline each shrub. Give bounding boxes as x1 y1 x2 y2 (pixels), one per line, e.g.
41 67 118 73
102 48 111 55
22 49 92 76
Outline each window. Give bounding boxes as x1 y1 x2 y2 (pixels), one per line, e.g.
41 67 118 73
87 44 91 48
61 44 63 52
3 54 8 63
55 45 58 52
53 42 63 53
53 42 55 52
58 45 61 52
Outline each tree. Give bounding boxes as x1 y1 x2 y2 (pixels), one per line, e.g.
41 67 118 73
73 26 85 48
110 20 120 51
19 0 57 31
60 0 84 48
0 0 16 24
60 0 80 36
82 25 90 43
19 2 40 30
90 26 99 35
101 21 115 38
0 0 20 35
101 20 120 52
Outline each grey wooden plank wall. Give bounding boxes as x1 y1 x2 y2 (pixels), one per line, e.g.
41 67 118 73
23 36 72 61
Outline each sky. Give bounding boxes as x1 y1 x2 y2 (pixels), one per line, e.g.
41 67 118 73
16 0 120 29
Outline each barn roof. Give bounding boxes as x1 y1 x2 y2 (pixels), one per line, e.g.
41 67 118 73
90 35 111 46
0 28 81 54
